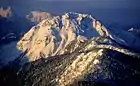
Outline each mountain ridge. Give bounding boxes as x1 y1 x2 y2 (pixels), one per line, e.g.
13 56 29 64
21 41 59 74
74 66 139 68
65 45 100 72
17 12 140 61
0 12 140 86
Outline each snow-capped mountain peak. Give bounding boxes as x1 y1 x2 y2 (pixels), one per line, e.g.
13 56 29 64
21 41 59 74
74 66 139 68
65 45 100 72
17 12 140 61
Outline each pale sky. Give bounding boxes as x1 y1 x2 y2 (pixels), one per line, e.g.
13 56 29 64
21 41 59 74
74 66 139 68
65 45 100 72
9 0 140 9
0 0 140 28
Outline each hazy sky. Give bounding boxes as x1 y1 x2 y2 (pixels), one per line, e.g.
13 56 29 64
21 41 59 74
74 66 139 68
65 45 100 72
8 0 140 9
8 0 139 13
0 0 140 29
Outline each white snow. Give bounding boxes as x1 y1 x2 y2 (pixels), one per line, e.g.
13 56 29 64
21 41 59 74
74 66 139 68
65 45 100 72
17 12 140 61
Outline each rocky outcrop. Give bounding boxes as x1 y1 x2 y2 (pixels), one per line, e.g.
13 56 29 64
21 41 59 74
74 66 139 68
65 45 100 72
5 37 139 86
17 12 113 61
17 12 140 62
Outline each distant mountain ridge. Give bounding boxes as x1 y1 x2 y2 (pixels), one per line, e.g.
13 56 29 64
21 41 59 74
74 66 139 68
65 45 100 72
0 6 12 18
0 6 32 45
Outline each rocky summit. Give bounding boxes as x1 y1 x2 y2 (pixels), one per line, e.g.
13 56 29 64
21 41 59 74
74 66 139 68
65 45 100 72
17 12 140 61
0 12 140 86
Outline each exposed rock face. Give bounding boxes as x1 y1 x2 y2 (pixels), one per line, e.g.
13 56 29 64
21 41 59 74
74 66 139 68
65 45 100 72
18 12 111 61
17 12 140 61
8 38 140 86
